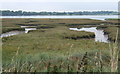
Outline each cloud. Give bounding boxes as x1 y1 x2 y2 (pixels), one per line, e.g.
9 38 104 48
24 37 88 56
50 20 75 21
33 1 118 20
1 2 118 12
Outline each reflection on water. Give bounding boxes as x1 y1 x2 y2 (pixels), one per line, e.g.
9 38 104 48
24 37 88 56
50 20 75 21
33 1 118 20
0 31 25 38
0 27 37 38
25 28 37 33
21 26 37 28
1 15 118 21
1 26 108 43
69 27 108 43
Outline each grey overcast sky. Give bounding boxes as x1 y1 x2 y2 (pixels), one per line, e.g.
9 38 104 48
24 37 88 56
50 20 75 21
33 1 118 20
0 0 119 12
0 0 119 2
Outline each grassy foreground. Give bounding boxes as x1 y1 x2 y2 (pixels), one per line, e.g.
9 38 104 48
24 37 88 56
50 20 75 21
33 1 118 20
2 18 119 72
3 26 110 72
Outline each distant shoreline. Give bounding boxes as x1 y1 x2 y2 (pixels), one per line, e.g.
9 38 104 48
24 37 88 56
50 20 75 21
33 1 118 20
1 10 118 16
0 15 118 21
0 14 118 16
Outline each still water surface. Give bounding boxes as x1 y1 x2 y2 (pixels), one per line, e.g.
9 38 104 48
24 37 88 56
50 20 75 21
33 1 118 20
1 15 115 42
0 27 37 38
1 15 118 20
1 27 108 43
69 27 108 43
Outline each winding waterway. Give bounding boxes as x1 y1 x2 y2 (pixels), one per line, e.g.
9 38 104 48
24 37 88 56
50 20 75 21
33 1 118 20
69 27 108 43
1 15 116 42
0 27 37 38
1 26 108 43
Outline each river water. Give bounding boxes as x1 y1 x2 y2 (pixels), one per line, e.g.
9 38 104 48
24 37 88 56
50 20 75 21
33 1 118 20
69 27 108 43
1 15 116 42
1 26 108 43
1 15 118 20
0 27 37 38
0 31 25 38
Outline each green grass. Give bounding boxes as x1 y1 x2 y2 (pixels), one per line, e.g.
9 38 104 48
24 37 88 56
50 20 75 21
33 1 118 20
2 18 118 72
104 26 119 41
96 25 119 42
2 27 24 33
2 26 110 72
2 18 104 33
105 19 120 25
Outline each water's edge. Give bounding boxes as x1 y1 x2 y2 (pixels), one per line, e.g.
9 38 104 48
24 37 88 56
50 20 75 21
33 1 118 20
1 26 108 43
69 27 108 43
1 15 118 21
0 27 37 38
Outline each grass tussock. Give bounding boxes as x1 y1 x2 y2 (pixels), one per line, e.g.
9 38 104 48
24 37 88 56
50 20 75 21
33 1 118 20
63 30 95 40
104 26 119 42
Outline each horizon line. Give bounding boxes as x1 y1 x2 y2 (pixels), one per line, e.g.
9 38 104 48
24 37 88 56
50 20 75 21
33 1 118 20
0 10 118 12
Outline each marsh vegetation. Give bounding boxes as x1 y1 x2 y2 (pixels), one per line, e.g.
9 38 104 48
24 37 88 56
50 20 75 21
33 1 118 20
2 18 119 72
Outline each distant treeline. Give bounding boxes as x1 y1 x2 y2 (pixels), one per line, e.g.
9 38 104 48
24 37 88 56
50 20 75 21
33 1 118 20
0 10 118 16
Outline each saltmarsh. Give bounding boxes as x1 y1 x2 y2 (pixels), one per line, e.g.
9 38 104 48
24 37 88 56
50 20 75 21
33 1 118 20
2 18 104 33
2 26 110 72
2 18 119 72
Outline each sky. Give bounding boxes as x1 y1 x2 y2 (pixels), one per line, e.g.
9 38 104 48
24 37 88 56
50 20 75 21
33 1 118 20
0 0 119 12
0 0 119 2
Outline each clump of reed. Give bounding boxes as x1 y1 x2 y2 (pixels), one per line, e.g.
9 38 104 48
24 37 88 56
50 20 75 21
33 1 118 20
3 49 112 72
104 26 118 42
109 27 119 72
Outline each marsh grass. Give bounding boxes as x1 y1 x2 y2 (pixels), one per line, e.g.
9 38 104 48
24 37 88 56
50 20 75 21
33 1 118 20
2 18 119 72
3 49 112 72
2 26 111 72
104 26 118 41
99 25 119 72
2 27 25 33
109 28 119 72
2 18 104 33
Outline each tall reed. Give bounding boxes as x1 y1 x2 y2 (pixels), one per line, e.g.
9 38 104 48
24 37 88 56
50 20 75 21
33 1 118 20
110 27 119 72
